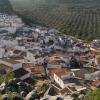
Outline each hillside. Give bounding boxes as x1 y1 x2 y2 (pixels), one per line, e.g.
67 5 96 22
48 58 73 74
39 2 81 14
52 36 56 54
10 0 100 40
0 0 13 14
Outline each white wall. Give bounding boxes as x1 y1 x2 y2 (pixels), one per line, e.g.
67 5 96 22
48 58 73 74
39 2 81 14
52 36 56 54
26 52 35 63
20 73 30 80
36 57 44 64
54 73 65 89
13 63 22 71
0 60 12 67
0 39 18 47
15 46 25 51
0 49 5 58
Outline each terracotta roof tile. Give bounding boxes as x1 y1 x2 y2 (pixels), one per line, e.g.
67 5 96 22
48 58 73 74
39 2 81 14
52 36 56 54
0 58 20 64
48 60 60 65
92 80 100 86
22 63 34 68
49 68 70 78
31 65 44 73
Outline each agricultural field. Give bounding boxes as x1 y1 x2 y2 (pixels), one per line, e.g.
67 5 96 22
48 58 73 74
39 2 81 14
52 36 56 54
10 0 100 40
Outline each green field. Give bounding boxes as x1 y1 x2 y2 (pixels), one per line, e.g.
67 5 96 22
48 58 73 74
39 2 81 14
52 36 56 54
10 0 100 40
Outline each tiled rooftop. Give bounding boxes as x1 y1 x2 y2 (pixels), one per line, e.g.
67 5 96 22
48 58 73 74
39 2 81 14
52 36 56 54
31 65 44 74
49 68 70 78
48 60 60 65
95 55 100 64
22 63 34 69
92 80 100 86
10 56 24 60
48 51 67 57
0 64 11 70
0 58 20 64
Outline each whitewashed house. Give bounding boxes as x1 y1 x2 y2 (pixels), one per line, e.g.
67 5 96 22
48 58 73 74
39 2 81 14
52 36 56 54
35 56 45 65
95 55 100 68
35 28 47 34
0 58 22 71
25 50 39 64
4 50 14 57
53 71 86 92
54 73 65 89
0 48 5 58
15 46 25 51
0 58 30 80
54 72 75 89
33 32 39 41
0 39 18 47
49 68 75 89
49 67 86 91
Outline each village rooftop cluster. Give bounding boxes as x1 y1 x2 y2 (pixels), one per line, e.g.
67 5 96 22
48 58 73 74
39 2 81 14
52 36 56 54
0 13 24 34
0 13 100 100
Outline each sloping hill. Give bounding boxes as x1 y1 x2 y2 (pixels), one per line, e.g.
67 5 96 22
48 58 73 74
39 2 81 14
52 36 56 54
0 0 13 14
10 0 100 40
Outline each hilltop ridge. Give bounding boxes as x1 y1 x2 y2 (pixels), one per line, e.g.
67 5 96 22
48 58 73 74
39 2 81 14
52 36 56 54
10 0 100 40
0 0 14 14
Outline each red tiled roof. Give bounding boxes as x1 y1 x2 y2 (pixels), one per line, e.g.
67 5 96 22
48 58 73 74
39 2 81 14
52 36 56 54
22 63 34 69
48 60 60 65
92 80 100 86
31 65 44 73
49 68 70 78
48 51 66 57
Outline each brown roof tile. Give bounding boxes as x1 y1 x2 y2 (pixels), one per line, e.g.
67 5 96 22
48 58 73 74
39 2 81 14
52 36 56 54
92 80 100 86
95 55 100 64
31 65 44 74
48 60 60 65
0 58 20 64
49 68 70 78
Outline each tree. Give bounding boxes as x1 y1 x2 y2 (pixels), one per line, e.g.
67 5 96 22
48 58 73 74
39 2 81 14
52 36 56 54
84 89 100 100
69 56 80 68
12 94 23 100
0 69 14 84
